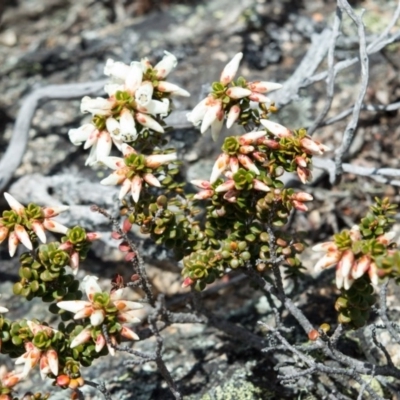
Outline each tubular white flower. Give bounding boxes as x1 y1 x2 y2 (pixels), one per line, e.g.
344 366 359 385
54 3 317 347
104 59 130 81
68 124 97 146
119 109 137 138
154 50 178 79
226 105 240 129
211 111 224 141
135 81 154 107
157 81 190 97
119 179 132 200
80 96 115 116
146 153 177 168
135 113 164 133
187 97 208 126
238 154 260 175
131 175 143 203
143 173 161 187
4 192 25 214
226 87 252 99
42 219 69 235
200 99 222 134
106 117 121 137
210 153 230 184
248 92 271 103
220 52 243 86
260 119 292 138
70 327 92 348
125 62 143 93
138 99 170 116
247 81 282 93
14 224 33 250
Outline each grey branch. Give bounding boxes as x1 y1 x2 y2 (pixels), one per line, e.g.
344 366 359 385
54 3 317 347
0 80 106 191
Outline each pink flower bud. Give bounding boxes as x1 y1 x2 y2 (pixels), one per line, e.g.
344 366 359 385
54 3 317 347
120 326 140 341
135 113 164 133
145 153 177 168
368 262 379 285
154 51 177 79
143 173 162 187
86 232 101 241
0 225 9 245
122 219 132 233
247 81 282 93
191 180 212 190
201 99 223 134
239 130 266 145
4 192 25 214
253 180 270 192
337 249 355 279
157 81 190 97
260 139 280 149
131 175 143 203
215 180 235 193
220 52 243 85
295 156 307 168
223 189 238 203
351 255 371 280
229 157 239 174
226 87 252 99
182 277 194 288
193 190 214 200
292 200 308 211
237 154 260 175
252 152 266 162
300 137 324 155
248 92 271 104
260 119 292 138
239 145 254 154
292 192 313 202
226 105 241 129
14 224 33 250
314 250 341 271
297 166 311 184
210 153 230 184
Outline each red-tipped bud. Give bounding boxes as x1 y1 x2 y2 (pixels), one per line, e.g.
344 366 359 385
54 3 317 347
226 87 252 99
87 232 101 241
292 192 313 202
111 231 122 240
122 219 132 233
300 137 324 155
239 130 266 145
226 105 241 129
239 145 254 154
295 156 307 168
237 154 260 175
56 374 71 388
182 277 194 288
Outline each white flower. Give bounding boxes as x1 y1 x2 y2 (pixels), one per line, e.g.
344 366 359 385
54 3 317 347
57 275 143 327
80 96 115 116
0 193 69 256
100 144 177 202
188 52 283 140
154 50 178 79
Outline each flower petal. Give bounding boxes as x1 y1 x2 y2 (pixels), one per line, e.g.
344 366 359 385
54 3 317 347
220 52 242 85
56 300 90 313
